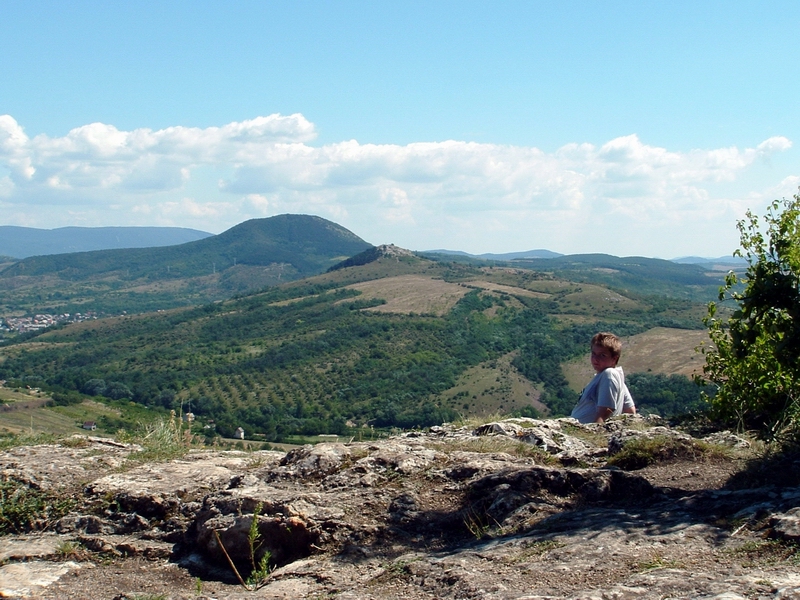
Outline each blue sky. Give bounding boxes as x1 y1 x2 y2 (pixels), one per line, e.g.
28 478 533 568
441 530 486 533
1 1 799 258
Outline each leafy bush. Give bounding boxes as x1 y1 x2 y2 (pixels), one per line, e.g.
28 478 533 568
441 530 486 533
82 378 107 396
702 195 800 440
105 381 132 400
51 391 84 406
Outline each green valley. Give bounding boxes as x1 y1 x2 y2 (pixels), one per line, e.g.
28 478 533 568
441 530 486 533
0 241 721 441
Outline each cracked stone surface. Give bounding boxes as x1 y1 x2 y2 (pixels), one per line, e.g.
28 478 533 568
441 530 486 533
1 417 798 599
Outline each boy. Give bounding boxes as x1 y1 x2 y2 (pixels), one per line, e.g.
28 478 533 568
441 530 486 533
570 332 636 424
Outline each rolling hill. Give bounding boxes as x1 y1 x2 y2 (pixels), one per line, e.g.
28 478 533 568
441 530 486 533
504 253 724 301
0 245 713 440
0 214 373 315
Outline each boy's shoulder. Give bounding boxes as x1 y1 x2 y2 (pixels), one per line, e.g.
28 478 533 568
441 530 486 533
599 367 624 383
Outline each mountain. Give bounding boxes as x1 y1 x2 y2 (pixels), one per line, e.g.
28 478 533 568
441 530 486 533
0 225 212 259
426 248 563 260
0 214 373 314
427 248 746 271
422 251 724 302
1 214 371 280
672 255 748 268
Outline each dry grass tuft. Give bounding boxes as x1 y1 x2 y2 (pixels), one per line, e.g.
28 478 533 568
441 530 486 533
607 436 730 470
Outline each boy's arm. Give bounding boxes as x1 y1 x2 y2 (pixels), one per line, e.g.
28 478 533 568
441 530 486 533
594 406 614 423
622 383 636 414
594 370 621 422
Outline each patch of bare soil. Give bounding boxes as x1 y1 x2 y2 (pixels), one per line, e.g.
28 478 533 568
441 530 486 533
621 326 710 378
434 351 548 416
467 280 551 299
39 558 205 600
636 455 749 492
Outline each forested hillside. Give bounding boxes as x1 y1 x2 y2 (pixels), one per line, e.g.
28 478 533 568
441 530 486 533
0 214 372 315
0 251 712 440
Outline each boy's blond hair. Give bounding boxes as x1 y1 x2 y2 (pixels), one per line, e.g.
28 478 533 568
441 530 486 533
591 332 622 362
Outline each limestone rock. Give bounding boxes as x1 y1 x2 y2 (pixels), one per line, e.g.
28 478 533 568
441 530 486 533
0 417 792 599
0 437 137 491
608 425 693 455
0 561 86 598
703 430 751 449
770 506 800 541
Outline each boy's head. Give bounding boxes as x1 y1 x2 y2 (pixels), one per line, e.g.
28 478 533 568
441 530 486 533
590 332 621 372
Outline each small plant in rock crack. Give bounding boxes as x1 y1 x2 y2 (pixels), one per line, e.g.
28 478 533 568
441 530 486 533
636 552 683 571
463 506 497 540
729 539 800 566
514 539 564 561
55 540 91 561
214 502 272 591
122 413 195 464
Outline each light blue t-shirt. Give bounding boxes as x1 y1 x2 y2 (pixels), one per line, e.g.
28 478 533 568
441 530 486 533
570 367 634 424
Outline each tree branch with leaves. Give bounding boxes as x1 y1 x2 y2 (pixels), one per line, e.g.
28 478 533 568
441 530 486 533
701 193 800 440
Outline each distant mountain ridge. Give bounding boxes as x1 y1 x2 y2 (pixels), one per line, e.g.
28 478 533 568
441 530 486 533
427 248 743 267
0 226 213 259
672 255 747 267
426 248 563 260
0 214 729 316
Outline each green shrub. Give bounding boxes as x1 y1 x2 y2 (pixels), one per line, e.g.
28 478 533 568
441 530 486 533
701 195 800 440
0 477 75 535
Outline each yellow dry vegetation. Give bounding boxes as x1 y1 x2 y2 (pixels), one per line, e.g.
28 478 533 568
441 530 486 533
621 327 709 377
124 279 195 293
467 281 551 299
562 326 709 392
345 275 471 316
269 294 319 307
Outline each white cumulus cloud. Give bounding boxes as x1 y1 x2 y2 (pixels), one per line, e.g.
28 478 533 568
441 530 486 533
0 114 795 257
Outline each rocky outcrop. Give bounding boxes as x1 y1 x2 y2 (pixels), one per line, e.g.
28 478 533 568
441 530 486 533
328 244 416 271
1 418 799 599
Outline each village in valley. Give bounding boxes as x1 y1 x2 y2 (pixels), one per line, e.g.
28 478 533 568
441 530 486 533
0 312 99 334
